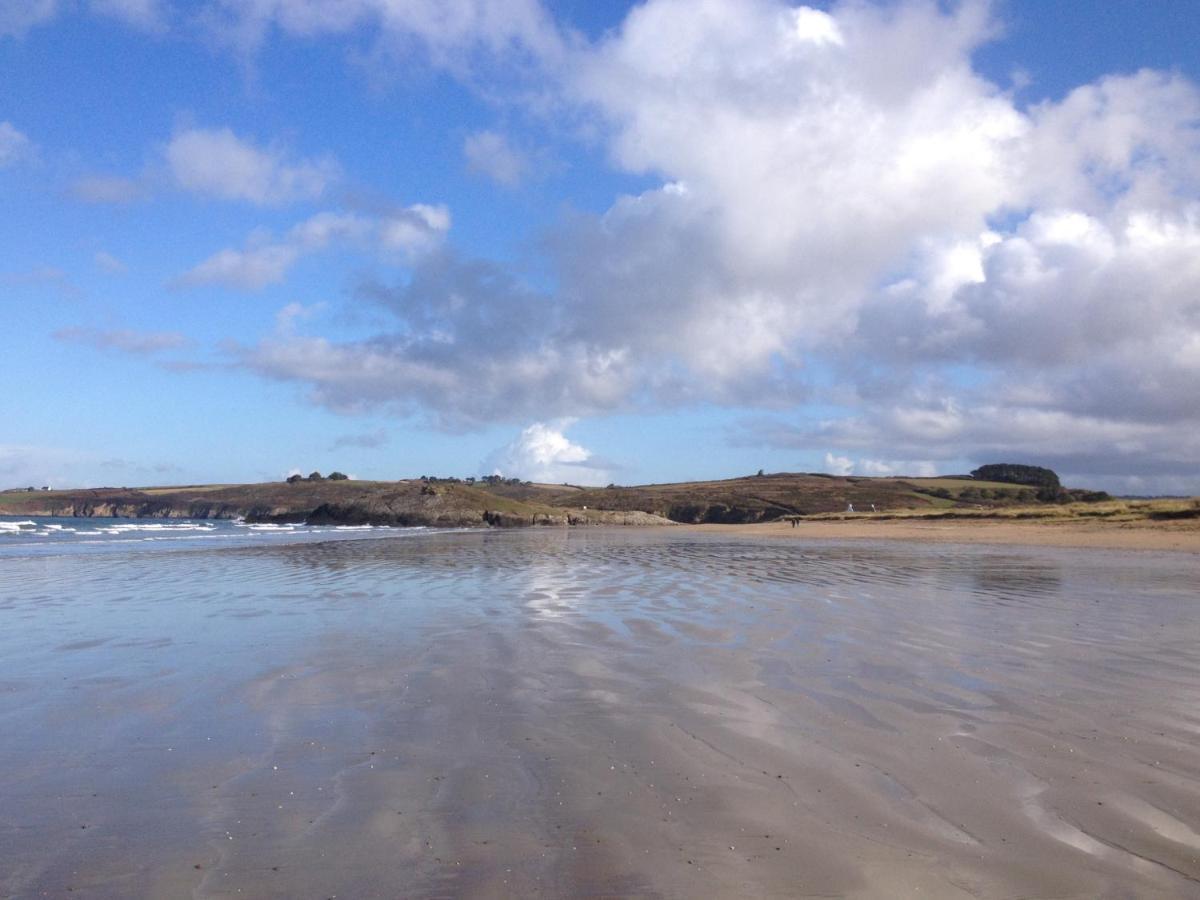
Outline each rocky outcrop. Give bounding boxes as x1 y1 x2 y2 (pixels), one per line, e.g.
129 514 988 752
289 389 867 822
482 509 674 527
302 503 484 528
664 502 790 524
567 510 675 526
15 500 243 519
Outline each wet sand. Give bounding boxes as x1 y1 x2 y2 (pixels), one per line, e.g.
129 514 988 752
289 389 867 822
679 517 1200 553
2 530 1199 897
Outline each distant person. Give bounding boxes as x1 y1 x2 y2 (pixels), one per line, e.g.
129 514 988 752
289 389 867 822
847 503 854 513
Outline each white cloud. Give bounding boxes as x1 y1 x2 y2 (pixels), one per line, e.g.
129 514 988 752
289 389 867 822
378 204 452 256
288 210 374 248
789 6 842 47
166 127 339 205
177 242 300 290
463 130 528 187
483 420 610 485
824 452 853 477
1023 70 1200 214
855 458 938 477
0 122 34 167
221 0 1200 491
822 451 938 479
0 0 57 38
177 206 448 290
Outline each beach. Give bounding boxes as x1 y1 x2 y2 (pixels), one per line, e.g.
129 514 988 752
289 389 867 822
677 516 1200 553
2 527 1199 897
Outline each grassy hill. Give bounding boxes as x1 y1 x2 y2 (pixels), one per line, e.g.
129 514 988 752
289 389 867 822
481 472 1095 523
0 469 1131 527
0 479 670 528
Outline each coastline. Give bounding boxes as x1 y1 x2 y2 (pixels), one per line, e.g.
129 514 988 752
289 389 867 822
672 517 1200 553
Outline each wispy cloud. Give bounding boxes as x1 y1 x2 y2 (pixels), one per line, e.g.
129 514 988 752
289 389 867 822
69 174 145 204
1 0 169 37
221 0 1200 493
54 326 187 355
0 121 34 167
463 130 529 187
176 241 300 291
198 0 567 71
0 1 58 39
330 429 389 451
89 0 169 33
166 126 340 205
93 250 127 274
2 265 78 296
176 205 450 290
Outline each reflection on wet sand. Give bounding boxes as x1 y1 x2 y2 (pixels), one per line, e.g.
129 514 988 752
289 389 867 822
2 530 1199 897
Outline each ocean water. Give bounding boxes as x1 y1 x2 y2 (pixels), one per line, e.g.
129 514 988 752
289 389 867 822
0 515 440 556
1 524 1198 897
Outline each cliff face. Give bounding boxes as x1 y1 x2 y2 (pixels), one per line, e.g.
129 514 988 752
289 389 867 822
25 500 244 519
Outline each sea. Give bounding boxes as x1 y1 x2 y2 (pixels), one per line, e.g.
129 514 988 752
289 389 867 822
2 516 1198 897
0 514 440 556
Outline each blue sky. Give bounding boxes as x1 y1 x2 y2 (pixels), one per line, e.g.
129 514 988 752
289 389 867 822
2 0 1199 494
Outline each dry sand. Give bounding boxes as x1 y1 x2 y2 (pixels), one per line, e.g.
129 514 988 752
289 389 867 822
676 516 1200 553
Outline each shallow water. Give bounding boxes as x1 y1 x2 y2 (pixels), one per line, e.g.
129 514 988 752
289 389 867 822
1 528 1198 897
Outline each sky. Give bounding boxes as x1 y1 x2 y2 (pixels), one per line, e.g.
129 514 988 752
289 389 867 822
2 0 1199 495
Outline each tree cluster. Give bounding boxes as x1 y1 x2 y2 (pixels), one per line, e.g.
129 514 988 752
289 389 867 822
479 474 527 486
286 471 348 484
970 463 1064 502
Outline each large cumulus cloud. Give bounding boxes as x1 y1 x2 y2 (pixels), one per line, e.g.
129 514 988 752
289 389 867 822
226 0 1200 490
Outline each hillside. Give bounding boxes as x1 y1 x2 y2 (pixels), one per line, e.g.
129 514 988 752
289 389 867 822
0 480 669 528
492 472 1082 523
0 471 1113 527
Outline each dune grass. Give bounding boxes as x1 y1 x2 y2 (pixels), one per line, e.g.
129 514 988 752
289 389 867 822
793 497 1199 524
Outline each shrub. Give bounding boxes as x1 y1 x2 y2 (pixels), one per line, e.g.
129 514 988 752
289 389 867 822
1036 486 1069 503
328 472 349 481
